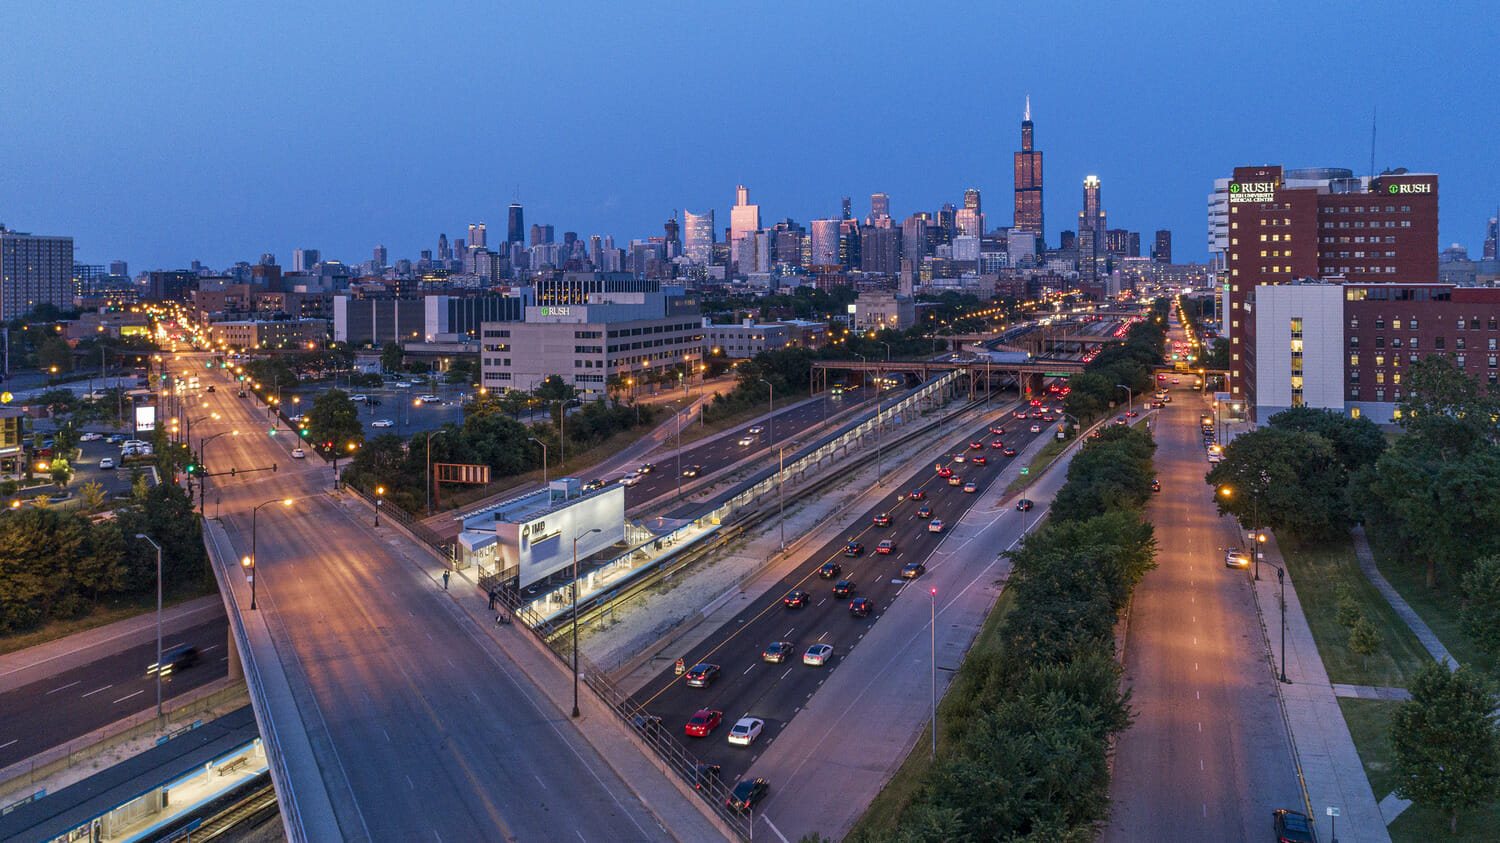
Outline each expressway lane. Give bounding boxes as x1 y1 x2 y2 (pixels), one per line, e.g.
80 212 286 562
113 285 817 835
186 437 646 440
628 402 1057 786
0 617 229 767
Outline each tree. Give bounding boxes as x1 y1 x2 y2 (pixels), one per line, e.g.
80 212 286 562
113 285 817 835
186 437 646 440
1266 406 1385 472
1390 661 1500 834
380 341 405 373
37 336 73 374
1348 616 1382 665
78 481 107 511
1397 355 1500 459
1459 556 1500 662
305 389 363 454
49 457 74 488
1206 427 1351 542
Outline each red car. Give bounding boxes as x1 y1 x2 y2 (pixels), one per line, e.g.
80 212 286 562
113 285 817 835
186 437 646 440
971 455 987 465
685 709 722 737
1002 447 1017 457
938 467 953 478
876 539 896 554
969 441 983 450
992 439 1005 448
989 425 1006 435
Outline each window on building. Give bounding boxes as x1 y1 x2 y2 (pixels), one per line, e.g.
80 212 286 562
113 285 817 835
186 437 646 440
1436 337 1445 349
1458 338 1467 350
1458 354 1467 367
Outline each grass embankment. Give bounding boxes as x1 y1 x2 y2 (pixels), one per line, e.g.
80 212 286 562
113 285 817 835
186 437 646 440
0 584 216 656
1340 697 1500 842
1280 540 1432 687
1005 436 1069 495
848 587 1018 838
1369 537 1497 675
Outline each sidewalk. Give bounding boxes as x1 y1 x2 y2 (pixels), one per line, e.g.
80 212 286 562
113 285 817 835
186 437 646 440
1252 531 1391 842
1352 526 1458 669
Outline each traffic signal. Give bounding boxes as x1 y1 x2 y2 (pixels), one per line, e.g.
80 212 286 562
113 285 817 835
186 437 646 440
268 428 277 436
185 463 197 474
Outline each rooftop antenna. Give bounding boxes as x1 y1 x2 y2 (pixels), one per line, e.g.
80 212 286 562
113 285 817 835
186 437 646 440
1369 107 1377 180
1025 94 1031 122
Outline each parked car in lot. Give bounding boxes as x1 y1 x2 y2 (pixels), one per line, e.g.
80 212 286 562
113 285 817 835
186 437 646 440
802 644 833 666
727 717 765 747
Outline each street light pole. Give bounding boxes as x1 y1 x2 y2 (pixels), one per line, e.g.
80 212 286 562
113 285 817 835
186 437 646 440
1278 566 1288 683
528 437 548 491
572 527 603 718
424 430 442 515
758 379 774 452
244 498 293 611
930 586 937 761
1115 383 1132 416
198 429 239 517
374 486 384 526
135 534 164 719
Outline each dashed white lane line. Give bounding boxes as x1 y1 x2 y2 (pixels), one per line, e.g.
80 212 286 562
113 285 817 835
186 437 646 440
82 685 112 698
112 689 145 705
47 680 81 695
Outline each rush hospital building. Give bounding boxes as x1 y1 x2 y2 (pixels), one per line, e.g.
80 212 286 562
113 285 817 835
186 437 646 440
1218 164 1495 424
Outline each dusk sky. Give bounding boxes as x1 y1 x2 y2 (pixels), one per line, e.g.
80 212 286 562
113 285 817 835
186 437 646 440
3 1 1496 272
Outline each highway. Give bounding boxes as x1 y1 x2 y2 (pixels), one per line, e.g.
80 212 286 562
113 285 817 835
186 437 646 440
0 616 228 767
626 400 1060 789
1102 326 1301 841
184 355 677 842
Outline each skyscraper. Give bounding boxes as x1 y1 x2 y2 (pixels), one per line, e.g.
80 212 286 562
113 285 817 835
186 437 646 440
730 185 761 273
841 197 852 220
1077 176 1106 279
683 209 715 265
809 219 841 267
372 245 387 268
870 192 890 221
1153 230 1172 264
293 249 320 272
1013 97 1044 244
468 223 487 249
438 234 451 262
1485 214 1498 260
507 204 525 244
963 188 981 214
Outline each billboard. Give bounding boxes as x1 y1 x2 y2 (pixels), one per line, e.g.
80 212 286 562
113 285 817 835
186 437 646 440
134 404 156 433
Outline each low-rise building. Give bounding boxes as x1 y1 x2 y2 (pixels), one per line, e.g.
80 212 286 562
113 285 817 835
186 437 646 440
851 291 916 332
207 318 328 350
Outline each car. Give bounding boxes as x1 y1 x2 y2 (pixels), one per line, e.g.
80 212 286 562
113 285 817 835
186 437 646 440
351 394 369 403
989 425 1006 435
418 394 440 403
916 504 933 518
1172 377 1180 384
738 436 755 446
819 561 842 578
1162 395 1172 403
963 481 978 493
948 475 963 486
843 541 864 557
1208 453 1223 464
928 519 944 533
371 419 395 428
582 478 608 491
970 455 987 465
748 424 764 434
107 434 126 443
784 590 810 608
1150 478 1160 491
205 385 215 392
953 453 966 464
727 717 765 747
762 641 794 663
393 381 413 388
685 709 723 737
1114 416 1127 425
80 432 102 442
147 645 198 677
1042 414 1055 422
1271 809 1316 842
1126 410 1138 418
726 778 768 811
1004 446 1018 457
992 439 1005 448
803 644 834 666
1015 410 1028 418
876 539 896 554
1030 424 1041 433
620 473 642 486
682 465 701 477
873 512 892 527
1150 401 1165 408
970 441 983 450
684 663 721 687
909 488 925 500
1016 499 1034 511
832 579 856 597
98 457 115 469
291 447 308 459
849 597 872 618
690 763 722 791
637 462 656 474
238 390 247 397
1225 549 1251 568
937 466 953 478
901 562 926 579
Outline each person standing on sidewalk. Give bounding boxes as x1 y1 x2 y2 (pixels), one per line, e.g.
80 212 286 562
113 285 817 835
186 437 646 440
442 569 450 590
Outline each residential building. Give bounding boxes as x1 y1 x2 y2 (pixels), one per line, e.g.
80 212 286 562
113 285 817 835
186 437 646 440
0 226 73 320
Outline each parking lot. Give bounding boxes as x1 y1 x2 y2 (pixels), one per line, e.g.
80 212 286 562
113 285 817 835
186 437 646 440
280 379 481 438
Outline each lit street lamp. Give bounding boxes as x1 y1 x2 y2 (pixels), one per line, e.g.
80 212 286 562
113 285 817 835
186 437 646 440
374 486 385 527
243 498 293 610
134 534 164 718
572 527 603 718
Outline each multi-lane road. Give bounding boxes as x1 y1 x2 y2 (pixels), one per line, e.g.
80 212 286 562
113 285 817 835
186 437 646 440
0 616 229 767
629 402 1058 787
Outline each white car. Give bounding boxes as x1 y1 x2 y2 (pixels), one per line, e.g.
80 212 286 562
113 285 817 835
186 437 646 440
952 453 966 463
727 717 764 746
98 457 115 469
393 381 412 388
80 432 103 442
738 436 755 446
371 419 395 428
620 474 642 486
928 519 945 533
803 644 834 666
351 394 369 403
418 394 440 403
291 448 306 459
1030 424 1041 433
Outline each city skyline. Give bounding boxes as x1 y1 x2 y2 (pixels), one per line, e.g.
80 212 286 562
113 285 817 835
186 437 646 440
2 2 1496 271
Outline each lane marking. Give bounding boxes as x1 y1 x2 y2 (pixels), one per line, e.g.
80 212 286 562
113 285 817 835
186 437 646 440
0 739 16 750
82 685 112 698
113 690 145 705
47 681 81 695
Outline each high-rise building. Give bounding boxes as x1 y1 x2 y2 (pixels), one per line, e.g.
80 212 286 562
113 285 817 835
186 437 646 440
108 260 128 277
663 215 680 258
841 197 852 220
292 249 320 272
963 188 981 215
1105 229 1139 258
507 204 525 244
1013 97 1044 244
684 209 715 265
809 219 841 267
955 208 985 238
1485 214 1498 260
438 234 451 262
730 185 761 274
468 223 487 249
0 226 73 320
1153 230 1172 264
870 192 890 221
1077 176 1106 278
1221 164 1439 414
938 204 957 245
902 215 932 262
372 245 388 268
860 226 900 274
